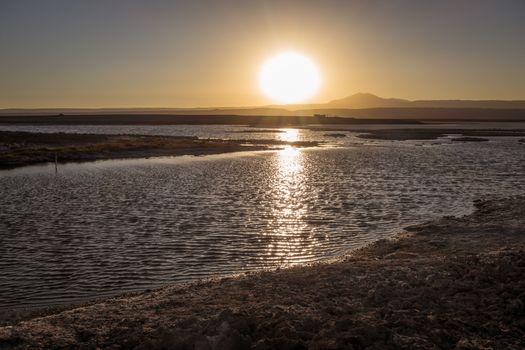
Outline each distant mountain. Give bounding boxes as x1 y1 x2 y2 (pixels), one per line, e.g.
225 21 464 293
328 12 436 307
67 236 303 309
321 93 525 109
326 93 411 108
2 93 525 121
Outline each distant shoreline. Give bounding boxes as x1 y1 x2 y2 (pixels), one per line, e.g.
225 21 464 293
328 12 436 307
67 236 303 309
0 131 319 170
0 113 424 126
2 107 525 123
3 126 525 169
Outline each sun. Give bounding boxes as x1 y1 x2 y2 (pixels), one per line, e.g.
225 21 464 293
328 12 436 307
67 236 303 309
259 51 321 104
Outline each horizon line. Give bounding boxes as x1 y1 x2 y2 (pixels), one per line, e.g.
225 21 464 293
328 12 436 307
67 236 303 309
2 93 525 110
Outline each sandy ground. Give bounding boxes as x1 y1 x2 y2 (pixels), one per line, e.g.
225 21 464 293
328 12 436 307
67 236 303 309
0 196 523 349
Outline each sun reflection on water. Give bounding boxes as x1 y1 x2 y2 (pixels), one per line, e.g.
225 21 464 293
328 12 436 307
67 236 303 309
262 146 319 267
279 128 299 142
278 146 301 176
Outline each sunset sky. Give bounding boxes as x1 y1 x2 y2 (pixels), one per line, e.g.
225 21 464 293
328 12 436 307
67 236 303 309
1 0 525 108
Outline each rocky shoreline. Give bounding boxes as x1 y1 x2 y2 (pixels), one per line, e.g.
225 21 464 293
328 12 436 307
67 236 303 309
1 196 524 349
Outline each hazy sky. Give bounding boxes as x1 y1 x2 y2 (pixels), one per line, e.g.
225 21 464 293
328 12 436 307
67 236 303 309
1 0 525 108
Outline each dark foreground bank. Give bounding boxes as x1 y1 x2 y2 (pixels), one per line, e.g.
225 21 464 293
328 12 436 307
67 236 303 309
0 131 318 169
1 197 524 349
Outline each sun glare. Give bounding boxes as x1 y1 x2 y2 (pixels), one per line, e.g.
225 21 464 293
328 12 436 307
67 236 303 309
279 129 299 142
259 51 321 104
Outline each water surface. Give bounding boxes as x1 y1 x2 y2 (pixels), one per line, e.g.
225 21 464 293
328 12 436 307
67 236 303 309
1 126 524 309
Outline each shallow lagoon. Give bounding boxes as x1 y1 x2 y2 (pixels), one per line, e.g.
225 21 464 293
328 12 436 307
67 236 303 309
1 125 524 309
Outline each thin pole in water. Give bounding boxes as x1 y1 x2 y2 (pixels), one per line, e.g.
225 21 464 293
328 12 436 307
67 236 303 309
54 152 58 174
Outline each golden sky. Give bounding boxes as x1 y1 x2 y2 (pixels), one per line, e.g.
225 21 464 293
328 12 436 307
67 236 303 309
1 1 524 108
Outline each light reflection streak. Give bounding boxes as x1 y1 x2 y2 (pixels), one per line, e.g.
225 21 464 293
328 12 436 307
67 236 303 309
279 128 299 142
262 145 319 266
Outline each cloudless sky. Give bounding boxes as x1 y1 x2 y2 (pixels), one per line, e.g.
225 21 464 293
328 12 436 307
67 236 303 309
1 0 524 107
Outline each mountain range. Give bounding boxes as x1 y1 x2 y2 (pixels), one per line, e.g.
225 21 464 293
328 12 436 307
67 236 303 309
321 93 525 109
2 93 525 120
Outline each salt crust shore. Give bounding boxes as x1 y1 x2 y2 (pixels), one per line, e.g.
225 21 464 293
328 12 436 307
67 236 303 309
1 197 524 349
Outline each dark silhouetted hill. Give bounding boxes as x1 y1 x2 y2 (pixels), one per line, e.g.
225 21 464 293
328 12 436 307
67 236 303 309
325 93 411 108
322 93 525 109
2 93 525 121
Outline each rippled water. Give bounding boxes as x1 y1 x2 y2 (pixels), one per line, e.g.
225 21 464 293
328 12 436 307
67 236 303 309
2 122 525 142
1 126 524 309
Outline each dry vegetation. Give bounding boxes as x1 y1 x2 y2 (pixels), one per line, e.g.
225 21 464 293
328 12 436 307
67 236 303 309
0 131 319 169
